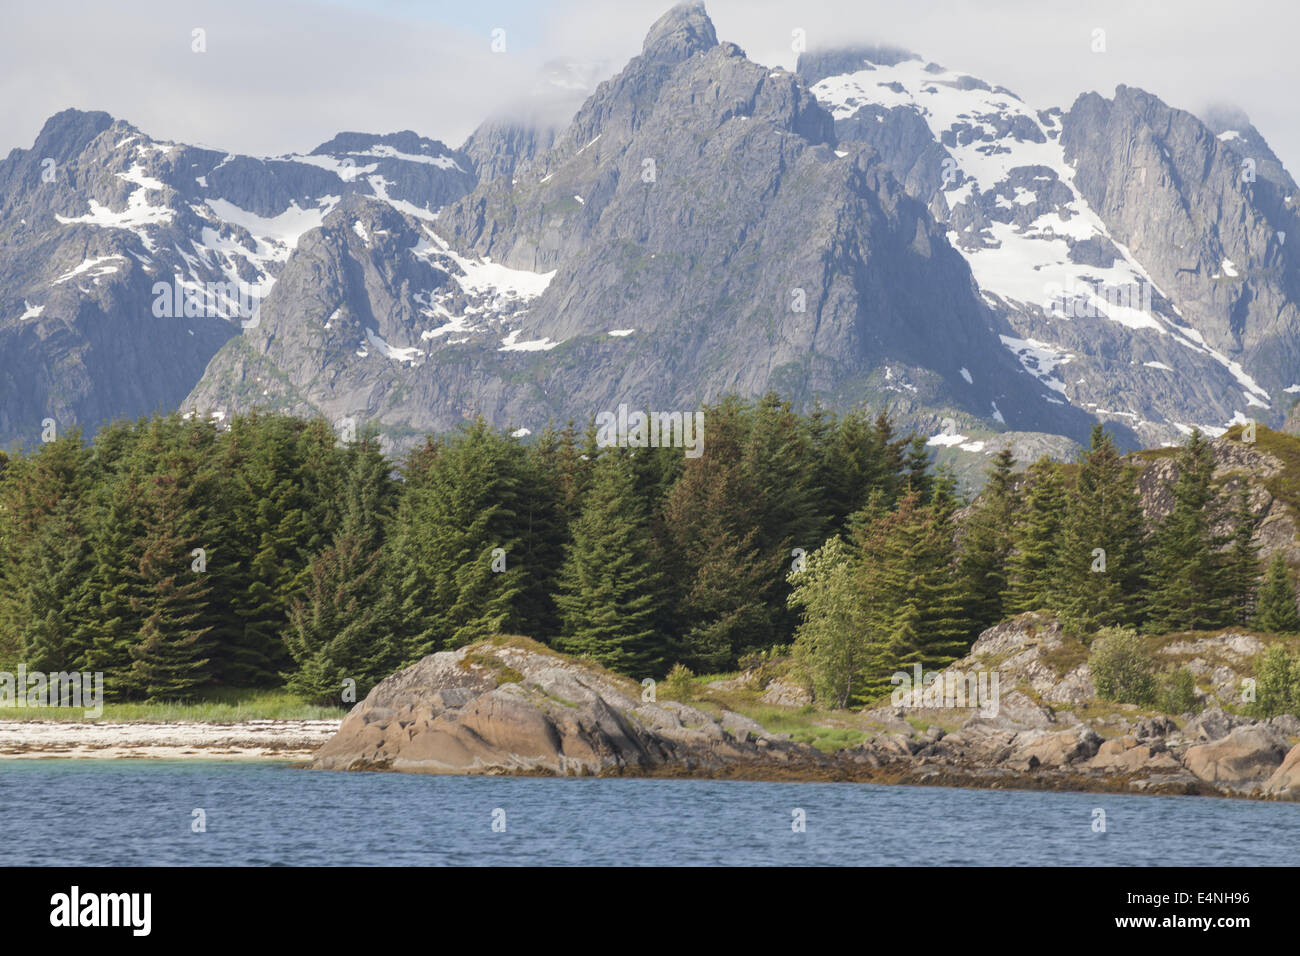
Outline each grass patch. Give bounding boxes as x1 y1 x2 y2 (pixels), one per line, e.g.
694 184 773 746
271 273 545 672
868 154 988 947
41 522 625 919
0 687 345 723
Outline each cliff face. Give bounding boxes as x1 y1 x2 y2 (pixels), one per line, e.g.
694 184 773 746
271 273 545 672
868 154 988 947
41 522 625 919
0 109 473 447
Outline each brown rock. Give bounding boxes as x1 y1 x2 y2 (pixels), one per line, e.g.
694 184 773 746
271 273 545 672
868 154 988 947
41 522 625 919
1183 726 1287 785
1263 743 1300 800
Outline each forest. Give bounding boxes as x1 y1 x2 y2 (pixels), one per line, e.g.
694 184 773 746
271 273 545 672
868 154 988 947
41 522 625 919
0 394 1294 707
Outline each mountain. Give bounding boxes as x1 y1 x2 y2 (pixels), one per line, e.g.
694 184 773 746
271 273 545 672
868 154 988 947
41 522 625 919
799 46 1300 450
4 2 1300 467
186 1 1090 461
0 109 473 444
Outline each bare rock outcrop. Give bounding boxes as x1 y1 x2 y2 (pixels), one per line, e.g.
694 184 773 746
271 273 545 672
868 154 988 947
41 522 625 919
310 638 822 776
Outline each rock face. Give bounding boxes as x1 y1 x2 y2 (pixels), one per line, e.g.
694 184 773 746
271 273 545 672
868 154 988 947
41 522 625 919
310 638 822 776
186 2 1091 455
856 612 1300 797
803 47 1300 449
1263 743 1300 800
9 3 1300 461
1183 727 1288 785
0 110 473 446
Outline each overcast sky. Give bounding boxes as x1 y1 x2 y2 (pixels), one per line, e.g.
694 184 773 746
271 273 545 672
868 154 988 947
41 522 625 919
2 0 1295 170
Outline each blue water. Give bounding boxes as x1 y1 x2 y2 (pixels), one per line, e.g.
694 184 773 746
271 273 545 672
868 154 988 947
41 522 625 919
1 760 1296 865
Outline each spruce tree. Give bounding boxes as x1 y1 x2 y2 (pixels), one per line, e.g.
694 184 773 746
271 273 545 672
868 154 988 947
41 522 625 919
959 447 1018 632
1143 430 1227 632
126 471 215 701
1056 425 1146 634
284 435 400 704
1254 554 1300 634
554 448 666 676
850 491 973 699
388 419 526 659
1005 456 1067 614
1222 487 1261 625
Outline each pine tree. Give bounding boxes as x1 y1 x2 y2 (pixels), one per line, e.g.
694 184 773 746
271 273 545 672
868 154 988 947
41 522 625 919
284 434 400 704
1254 554 1300 634
1222 487 1261 626
554 448 666 676
850 491 973 700
1056 425 1146 634
125 471 215 701
959 448 1018 631
388 419 526 659
1143 429 1228 632
1005 456 1067 614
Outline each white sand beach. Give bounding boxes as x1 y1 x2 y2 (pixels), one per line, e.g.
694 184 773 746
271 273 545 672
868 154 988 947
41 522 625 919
0 719 342 760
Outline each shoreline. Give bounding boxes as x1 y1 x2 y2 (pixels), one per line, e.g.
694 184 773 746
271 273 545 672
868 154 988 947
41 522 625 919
0 719 341 761
0 718 1294 803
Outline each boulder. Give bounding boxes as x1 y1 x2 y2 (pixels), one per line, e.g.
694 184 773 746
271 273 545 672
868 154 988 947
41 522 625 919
1183 707 1249 742
1007 726 1101 770
1182 726 1288 785
1262 744 1300 800
1088 735 1181 773
310 639 822 776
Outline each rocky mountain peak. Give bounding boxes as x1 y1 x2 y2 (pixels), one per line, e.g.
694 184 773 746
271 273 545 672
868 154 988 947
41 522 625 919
640 2 718 65
796 45 921 86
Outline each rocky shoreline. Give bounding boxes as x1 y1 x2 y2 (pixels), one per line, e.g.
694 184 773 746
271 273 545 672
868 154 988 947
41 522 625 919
308 625 1300 802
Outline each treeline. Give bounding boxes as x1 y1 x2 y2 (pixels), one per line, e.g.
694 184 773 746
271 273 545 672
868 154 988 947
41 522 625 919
792 424 1294 707
0 396 940 703
1 404 1293 708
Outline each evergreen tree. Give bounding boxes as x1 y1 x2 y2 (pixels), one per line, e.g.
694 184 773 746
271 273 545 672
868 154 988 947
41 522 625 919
125 471 215 701
1143 430 1228 632
1222 487 1261 626
959 448 1018 631
661 455 771 671
1005 456 1067 614
284 434 401 704
1254 554 1300 634
16 499 97 676
388 419 526 659
1056 425 1146 634
850 491 973 700
554 448 666 676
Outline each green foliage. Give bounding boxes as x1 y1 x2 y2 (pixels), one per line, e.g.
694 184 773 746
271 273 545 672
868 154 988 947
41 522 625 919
1253 554 1300 634
1157 666 1201 715
2 397 1289 712
1089 626 1157 706
553 448 666 676
1005 456 1066 614
1250 645 1300 718
1143 430 1231 632
959 448 1019 631
788 536 871 708
661 663 695 701
1056 426 1147 635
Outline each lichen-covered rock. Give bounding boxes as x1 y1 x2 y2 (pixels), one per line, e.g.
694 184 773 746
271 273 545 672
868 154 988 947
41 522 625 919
310 638 816 776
